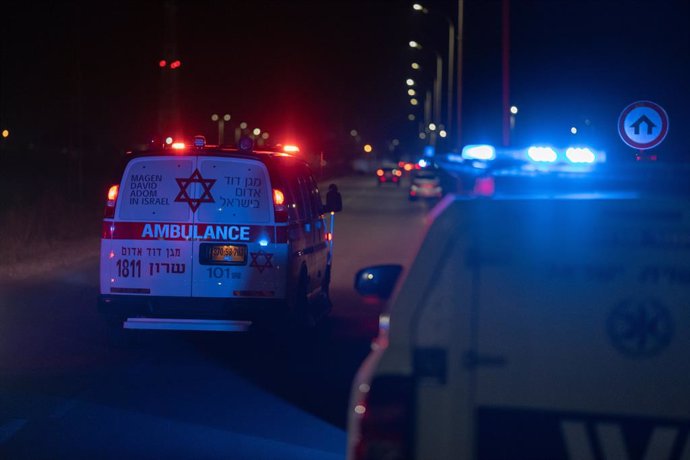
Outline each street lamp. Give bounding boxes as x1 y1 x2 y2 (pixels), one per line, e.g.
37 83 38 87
412 2 456 143
409 39 443 145
211 113 231 145
235 121 248 143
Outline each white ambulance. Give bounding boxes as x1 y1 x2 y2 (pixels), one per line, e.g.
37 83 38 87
347 168 690 459
99 136 341 334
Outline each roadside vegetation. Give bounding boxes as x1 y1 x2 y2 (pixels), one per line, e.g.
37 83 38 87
0 145 113 279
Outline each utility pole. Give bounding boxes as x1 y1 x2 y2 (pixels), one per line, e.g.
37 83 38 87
447 20 455 139
502 0 511 147
158 1 180 139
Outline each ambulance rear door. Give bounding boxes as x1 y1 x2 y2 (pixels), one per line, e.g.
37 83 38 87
191 156 284 299
465 198 690 459
102 156 195 297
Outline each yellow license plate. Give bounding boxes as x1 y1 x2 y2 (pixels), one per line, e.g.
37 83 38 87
205 244 247 264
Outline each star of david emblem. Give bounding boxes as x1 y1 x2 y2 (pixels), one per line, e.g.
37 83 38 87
250 251 274 273
175 169 216 212
606 299 673 358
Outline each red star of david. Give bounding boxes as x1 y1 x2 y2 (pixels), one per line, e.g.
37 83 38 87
175 169 216 212
250 251 274 273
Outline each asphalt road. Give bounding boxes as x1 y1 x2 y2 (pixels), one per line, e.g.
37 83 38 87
0 174 435 459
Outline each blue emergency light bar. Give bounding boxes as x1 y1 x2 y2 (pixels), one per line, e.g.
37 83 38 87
527 146 558 163
462 144 496 161
457 144 604 167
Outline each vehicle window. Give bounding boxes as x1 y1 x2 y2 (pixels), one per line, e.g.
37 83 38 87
196 158 272 224
415 171 437 180
285 169 308 221
306 174 323 217
118 158 194 222
297 175 316 220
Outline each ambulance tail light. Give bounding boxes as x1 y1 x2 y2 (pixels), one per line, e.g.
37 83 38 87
273 188 287 222
353 375 414 460
474 176 495 197
104 185 119 218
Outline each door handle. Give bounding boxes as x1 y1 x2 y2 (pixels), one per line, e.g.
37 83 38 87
462 350 507 370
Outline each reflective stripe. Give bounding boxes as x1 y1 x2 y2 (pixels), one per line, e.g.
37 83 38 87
102 221 277 242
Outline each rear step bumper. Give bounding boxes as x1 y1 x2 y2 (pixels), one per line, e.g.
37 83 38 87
98 294 287 323
124 317 251 332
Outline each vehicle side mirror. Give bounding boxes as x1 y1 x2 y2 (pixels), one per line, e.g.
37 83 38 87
324 184 343 213
354 264 403 300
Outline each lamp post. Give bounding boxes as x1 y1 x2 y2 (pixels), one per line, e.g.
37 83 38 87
211 113 231 145
510 105 518 130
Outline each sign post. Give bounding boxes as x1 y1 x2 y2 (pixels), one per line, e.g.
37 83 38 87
618 100 669 161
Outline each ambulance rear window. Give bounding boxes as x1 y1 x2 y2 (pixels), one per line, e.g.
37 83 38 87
195 157 272 224
118 157 194 222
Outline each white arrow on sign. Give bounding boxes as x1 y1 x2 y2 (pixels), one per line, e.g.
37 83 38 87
618 100 669 150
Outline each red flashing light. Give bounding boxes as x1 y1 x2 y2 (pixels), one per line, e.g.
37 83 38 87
171 142 186 150
108 185 119 202
273 189 285 206
376 169 384 177
104 184 119 218
170 60 181 69
273 189 287 222
158 60 167 68
283 144 300 153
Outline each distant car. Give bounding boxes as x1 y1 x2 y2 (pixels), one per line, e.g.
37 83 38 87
408 169 442 200
376 167 402 186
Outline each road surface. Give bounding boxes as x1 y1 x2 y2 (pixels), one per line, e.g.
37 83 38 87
0 174 435 459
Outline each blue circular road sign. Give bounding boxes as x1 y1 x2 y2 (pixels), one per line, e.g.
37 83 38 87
618 100 669 150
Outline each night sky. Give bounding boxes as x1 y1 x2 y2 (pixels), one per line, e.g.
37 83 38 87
1 0 689 161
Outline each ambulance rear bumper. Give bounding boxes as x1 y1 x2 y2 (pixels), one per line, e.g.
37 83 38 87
98 294 289 325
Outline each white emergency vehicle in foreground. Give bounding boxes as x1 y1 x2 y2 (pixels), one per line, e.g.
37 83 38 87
99 136 341 334
347 164 690 459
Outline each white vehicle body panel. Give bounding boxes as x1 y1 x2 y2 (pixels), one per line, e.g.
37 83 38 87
349 195 690 459
100 155 287 300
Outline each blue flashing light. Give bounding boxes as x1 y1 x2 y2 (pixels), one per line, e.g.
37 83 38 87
527 146 558 163
566 147 595 164
462 144 496 161
259 238 269 247
424 145 435 157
